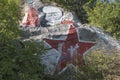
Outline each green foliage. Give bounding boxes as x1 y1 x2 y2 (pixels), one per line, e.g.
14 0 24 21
84 0 120 38
0 40 47 80
83 50 120 80
0 0 21 46
0 0 47 80
79 50 120 80
50 50 120 80
1 0 120 80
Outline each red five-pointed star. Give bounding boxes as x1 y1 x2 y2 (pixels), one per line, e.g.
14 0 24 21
44 25 95 73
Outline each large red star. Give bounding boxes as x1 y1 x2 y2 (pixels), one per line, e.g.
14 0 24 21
44 25 95 73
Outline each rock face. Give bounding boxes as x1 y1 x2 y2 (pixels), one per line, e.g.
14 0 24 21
20 0 120 75
42 6 63 25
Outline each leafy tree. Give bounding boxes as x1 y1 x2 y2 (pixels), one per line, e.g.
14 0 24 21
0 0 47 80
84 0 120 38
82 50 120 80
0 0 21 46
0 40 47 80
